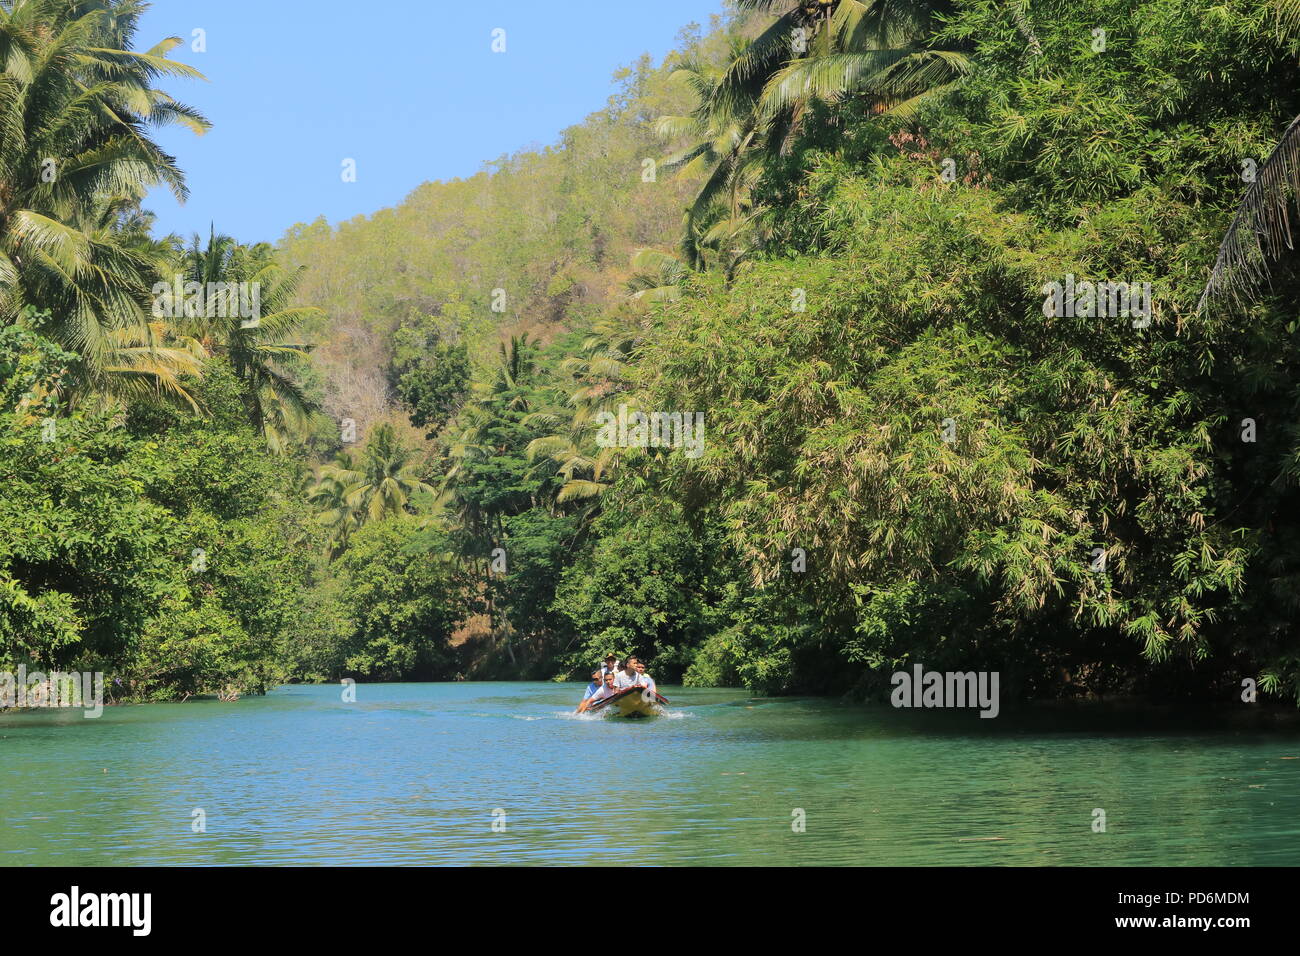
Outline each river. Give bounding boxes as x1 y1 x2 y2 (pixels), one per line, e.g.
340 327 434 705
2 682 1297 865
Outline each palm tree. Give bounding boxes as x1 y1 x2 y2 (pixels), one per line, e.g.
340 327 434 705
1168 4 1300 316
657 41 769 269
525 317 638 512
307 451 365 558
481 333 535 413
754 0 969 125
1198 98 1300 312
525 403 620 507
657 1 967 266
69 198 204 407
625 247 689 302
175 230 322 450
309 426 433 557
0 0 210 402
355 423 434 521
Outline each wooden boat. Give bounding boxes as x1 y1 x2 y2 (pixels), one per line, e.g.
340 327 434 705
585 685 669 718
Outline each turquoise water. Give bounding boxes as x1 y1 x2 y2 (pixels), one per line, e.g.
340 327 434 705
1 682 1297 865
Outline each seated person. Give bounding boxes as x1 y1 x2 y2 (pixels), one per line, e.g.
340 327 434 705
614 656 644 689
590 671 618 702
575 669 603 713
599 652 620 677
635 659 656 694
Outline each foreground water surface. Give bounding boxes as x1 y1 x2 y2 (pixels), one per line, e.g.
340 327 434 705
2 682 1298 865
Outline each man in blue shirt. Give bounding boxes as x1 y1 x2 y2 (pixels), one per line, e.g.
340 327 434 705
576 669 609 713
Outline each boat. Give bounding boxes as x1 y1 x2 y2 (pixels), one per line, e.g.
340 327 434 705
585 685 670 718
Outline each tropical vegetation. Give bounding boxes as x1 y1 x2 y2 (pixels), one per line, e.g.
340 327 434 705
7 0 1300 708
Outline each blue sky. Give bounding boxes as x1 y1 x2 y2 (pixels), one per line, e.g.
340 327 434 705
137 0 726 244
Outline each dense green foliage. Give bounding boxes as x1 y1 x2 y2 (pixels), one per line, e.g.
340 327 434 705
608 0 1300 701
0 0 209 404
335 0 1300 705
9 0 1300 709
1 346 316 698
0 1 330 699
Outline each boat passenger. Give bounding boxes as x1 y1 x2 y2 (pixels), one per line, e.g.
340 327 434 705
599 652 620 677
593 671 618 700
635 660 656 694
575 670 604 713
614 656 644 689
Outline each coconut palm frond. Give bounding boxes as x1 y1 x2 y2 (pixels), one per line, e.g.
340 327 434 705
1197 113 1300 314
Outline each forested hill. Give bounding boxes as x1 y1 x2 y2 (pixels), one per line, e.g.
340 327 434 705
273 34 713 443
6 0 1300 707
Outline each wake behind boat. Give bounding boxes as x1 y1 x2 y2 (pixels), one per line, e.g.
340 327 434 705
584 684 670 718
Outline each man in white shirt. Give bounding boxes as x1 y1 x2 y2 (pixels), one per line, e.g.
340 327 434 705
590 671 617 703
614 656 644 690
599 652 620 677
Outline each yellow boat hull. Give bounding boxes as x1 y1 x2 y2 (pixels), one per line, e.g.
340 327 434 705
586 685 669 718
